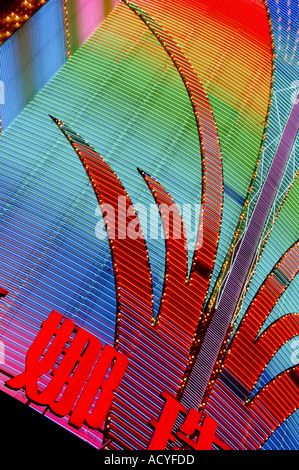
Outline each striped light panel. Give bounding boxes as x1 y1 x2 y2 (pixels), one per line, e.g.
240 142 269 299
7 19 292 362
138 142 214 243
0 0 298 451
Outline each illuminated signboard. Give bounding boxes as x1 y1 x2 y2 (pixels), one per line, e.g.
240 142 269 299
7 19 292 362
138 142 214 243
0 0 298 452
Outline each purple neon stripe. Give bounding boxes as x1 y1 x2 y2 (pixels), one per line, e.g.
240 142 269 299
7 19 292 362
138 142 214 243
180 93 299 412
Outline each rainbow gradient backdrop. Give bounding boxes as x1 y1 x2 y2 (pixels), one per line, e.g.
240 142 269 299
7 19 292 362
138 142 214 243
0 0 298 450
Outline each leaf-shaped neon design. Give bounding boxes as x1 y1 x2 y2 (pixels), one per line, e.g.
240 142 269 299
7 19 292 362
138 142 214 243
208 241 299 448
51 117 222 449
139 170 210 340
179 87 299 413
122 0 225 396
223 241 299 392
123 0 223 291
245 363 299 447
50 2 225 450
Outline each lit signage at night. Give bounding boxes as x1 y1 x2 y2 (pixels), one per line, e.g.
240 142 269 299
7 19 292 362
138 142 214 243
0 0 298 454
5 309 222 450
6 310 128 430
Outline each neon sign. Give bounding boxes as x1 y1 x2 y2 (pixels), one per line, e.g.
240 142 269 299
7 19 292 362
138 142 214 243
0 0 298 452
5 309 221 450
6 310 128 430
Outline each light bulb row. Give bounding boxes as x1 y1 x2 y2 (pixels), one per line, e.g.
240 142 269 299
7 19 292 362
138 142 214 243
0 0 47 45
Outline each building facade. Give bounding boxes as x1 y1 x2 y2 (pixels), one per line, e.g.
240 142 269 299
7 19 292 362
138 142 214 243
0 0 298 450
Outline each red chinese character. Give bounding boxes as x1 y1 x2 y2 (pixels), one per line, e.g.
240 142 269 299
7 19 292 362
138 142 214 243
6 311 128 429
148 392 217 450
174 408 217 450
148 392 187 450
